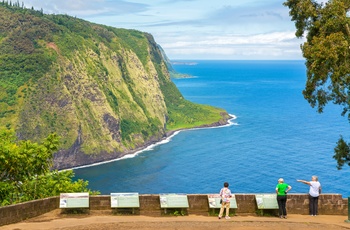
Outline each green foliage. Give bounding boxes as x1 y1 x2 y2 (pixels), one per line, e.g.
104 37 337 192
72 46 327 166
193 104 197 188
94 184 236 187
284 0 350 169
120 117 162 142
0 129 59 182
0 0 42 16
150 56 226 131
161 208 187 216
106 89 119 114
20 170 97 201
0 129 97 206
166 103 225 130
0 4 58 107
333 136 350 170
120 119 145 141
0 3 230 169
172 210 186 216
284 0 350 115
112 28 149 65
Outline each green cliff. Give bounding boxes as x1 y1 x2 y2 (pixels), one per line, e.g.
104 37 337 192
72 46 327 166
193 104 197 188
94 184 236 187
0 3 231 169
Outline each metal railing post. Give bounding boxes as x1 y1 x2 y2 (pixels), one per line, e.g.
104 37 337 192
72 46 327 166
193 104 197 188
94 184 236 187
345 197 350 223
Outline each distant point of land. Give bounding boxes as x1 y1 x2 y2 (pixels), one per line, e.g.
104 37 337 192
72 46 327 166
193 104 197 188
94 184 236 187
171 61 198 66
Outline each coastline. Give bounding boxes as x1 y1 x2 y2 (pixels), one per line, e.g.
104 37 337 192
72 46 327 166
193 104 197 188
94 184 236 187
62 114 237 171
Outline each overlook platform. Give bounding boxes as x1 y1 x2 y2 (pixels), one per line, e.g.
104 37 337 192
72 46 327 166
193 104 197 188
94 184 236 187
1 210 350 230
1 193 349 229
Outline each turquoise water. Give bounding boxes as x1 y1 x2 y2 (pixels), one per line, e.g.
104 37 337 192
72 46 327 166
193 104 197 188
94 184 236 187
74 60 350 197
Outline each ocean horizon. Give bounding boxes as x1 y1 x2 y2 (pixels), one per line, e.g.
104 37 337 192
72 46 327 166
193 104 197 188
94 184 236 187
74 60 350 197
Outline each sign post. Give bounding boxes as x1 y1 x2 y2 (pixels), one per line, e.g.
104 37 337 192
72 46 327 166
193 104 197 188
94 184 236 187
59 193 89 209
208 194 237 209
110 193 140 214
159 193 189 214
255 194 278 209
345 197 350 223
110 193 140 208
255 194 278 216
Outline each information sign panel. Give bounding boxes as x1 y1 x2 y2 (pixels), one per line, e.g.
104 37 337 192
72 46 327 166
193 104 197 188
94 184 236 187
110 193 140 208
59 193 89 208
208 194 237 208
255 194 278 209
159 193 189 208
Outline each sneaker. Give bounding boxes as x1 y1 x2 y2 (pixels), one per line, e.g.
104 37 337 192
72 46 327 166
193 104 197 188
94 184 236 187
218 216 221 219
280 216 283 219
283 216 287 219
225 216 231 219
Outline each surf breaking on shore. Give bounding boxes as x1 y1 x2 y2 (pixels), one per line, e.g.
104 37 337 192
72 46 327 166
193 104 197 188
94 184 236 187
63 114 238 171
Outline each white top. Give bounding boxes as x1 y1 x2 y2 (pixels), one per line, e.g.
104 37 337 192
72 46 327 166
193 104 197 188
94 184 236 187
220 187 232 202
309 181 321 197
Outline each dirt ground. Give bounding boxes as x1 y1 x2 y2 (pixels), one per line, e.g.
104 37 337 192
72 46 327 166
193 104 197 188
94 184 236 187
2 210 350 230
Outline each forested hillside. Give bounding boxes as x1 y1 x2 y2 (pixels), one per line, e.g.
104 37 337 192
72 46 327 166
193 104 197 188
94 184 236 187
0 2 231 169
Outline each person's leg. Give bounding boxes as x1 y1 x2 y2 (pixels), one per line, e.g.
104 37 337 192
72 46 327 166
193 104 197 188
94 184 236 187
225 202 230 219
309 195 315 215
281 196 287 217
277 196 283 217
218 203 225 219
314 196 319 215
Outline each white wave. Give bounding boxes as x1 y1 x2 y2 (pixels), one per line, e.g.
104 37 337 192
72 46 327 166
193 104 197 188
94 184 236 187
64 115 237 171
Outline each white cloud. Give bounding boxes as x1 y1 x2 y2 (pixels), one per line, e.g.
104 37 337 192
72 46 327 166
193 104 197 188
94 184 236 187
22 0 148 16
160 32 304 60
19 0 304 60
163 32 297 47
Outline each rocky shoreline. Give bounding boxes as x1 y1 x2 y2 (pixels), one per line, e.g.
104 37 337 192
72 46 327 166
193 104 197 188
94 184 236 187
53 113 234 171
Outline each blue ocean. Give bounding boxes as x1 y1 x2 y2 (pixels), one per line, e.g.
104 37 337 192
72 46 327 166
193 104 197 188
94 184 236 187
74 60 350 197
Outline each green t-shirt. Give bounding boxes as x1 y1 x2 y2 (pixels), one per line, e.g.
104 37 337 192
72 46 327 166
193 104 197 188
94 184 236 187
276 183 289 196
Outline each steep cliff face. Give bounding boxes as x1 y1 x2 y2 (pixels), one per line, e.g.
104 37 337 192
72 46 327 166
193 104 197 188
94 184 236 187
0 4 231 169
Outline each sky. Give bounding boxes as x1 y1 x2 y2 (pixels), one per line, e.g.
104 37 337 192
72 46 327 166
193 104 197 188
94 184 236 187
18 0 327 60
